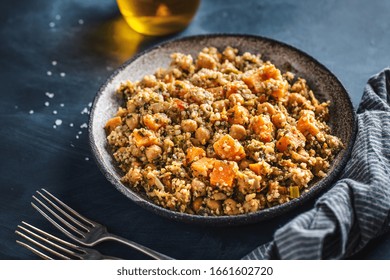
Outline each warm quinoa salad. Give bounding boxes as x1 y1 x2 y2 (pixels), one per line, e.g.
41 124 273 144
105 46 343 216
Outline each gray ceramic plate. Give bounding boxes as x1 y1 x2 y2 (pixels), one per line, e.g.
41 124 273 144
89 34 356 226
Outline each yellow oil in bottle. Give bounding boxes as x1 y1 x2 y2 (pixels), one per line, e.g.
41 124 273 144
116 0 200 36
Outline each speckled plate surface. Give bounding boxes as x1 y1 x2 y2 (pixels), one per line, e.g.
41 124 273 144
89 34 356 226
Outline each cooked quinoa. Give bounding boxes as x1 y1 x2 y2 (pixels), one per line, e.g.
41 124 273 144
105 46 344 216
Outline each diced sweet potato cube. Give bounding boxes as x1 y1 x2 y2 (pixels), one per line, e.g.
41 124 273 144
297 110 320 136
249 161 272 176
104 116 122 134
191 157 216 177
173 98 188 111
186 147 206 165
276 135 291 152
249 115 275 143
142 113 169 131
242 64 288 99
227 105 250 125
132 129 159 147
276 127 306 152
225 81 246 98
213 134 246 161
210 161 238 188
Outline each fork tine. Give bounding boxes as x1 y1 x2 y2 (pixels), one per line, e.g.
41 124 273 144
32 192 88 236
31 201 82 241
16 240 53 260
41 188 94 226
16 225 73 260
20 221 80 251
35 189 91 231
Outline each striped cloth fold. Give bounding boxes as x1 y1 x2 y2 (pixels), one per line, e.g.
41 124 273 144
242 69 390 260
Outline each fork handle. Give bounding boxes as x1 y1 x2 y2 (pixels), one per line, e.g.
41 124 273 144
104 234 174 260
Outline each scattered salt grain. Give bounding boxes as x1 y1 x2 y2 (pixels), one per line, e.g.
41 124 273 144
76 135 79 139
78 131 82 135
81 107 89 115
49 22 55 28
70 143 75 148
44 101 49 107
78 19 84 25
47 71 52 76
60 72 66 77
14 105 18 109
53 110 57 115
52 60 57 66
80 123 88 129
55 14 61 20
85 157 89 161
69 123 74 127
29 110 34 114
55 119 62 126
45 92 54 98
88 102 92 107
53 125 57 129
60 103 64 107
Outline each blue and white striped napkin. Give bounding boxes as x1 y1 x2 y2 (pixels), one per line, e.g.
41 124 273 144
243 69 390 260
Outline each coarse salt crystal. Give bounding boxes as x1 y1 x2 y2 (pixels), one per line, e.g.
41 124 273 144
60 103 64 107
29 110 34 114
69 123 74 127
55 119 62 126
53 110 57 115
78 19 84 25
52 61 57 66
80 123 88 129
53 125 57 129
44 101 49 106
76 135 79 139
81 108 89 114
47 71 52 76
85 157 89 161
55 14 61 20
45 92 54 98
49 22 55 28
60 72 66 77
78 131 82 135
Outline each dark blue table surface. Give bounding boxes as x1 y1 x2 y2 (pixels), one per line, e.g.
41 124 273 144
1 0 390 260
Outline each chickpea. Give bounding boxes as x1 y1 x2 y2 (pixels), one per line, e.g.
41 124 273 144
229 124 247 140
206 199 222 212
243 199 261 213
212 192 227 200
228 93 244 105
271 112 287 128
163 138 174 152
125 113 139 130
191 178 206 196
195 127 211 145
126 100 137 113
223 198 239 215
181 119 198 133
126 167 142 184
145 145 162 162
192 197 203 213
212 100 229 112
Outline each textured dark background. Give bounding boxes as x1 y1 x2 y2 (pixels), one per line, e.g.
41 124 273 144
1 0 390 259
